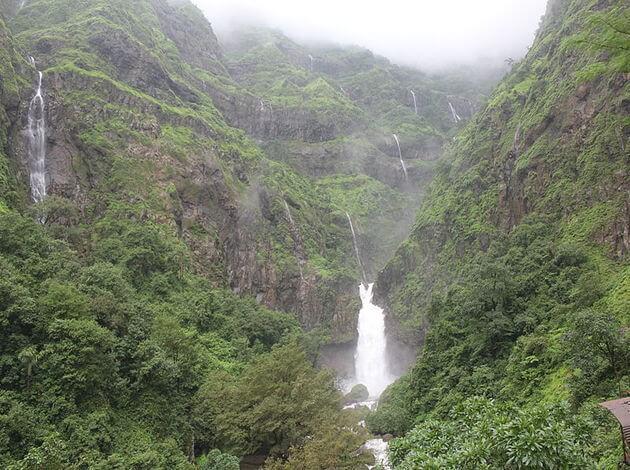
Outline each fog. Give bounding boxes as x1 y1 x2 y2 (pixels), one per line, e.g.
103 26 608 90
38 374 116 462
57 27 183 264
193 0 548 71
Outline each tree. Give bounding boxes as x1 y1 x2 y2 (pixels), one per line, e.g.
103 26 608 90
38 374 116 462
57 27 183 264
195 341 340 457
566 310 630 403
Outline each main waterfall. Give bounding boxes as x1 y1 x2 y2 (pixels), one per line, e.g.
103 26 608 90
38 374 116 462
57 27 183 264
27 70 47 203
343 211 393 468
355 283 391 398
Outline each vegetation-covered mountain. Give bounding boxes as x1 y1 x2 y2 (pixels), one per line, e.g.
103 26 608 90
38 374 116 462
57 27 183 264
0 0 497 344
0 0 498 467
1 0 626 467
370 0 629 467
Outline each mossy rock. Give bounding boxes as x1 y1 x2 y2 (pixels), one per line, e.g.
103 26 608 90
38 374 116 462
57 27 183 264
344 383 369 404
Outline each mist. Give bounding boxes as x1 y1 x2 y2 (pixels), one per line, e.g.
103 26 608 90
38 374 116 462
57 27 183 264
193 0 548 71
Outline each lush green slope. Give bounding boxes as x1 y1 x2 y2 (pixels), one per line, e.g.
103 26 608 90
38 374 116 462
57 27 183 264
0 0 378 467
371 0 629 466
2 0 503 346
0 3 382 466
1 0 377 342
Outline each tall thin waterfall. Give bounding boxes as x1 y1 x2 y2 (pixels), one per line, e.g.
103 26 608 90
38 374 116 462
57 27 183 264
392 134 408 179
27 70 47 203
345 212 367 285
448 101 462 122
410 90 418 114
284 200 304 282
308 54 314 72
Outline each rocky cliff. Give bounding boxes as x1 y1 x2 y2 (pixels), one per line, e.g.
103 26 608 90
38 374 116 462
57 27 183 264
0 0 500 344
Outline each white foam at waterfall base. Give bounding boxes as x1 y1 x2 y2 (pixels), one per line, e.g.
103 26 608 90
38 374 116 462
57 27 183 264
355 283 391 398
365 438 390 469
27 71 47 203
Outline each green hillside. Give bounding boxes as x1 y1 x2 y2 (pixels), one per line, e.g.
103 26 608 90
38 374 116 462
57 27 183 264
370 0 629 466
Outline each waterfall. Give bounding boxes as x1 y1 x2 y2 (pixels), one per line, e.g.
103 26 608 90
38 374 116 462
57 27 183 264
392 134 408 179
27 71 47 204
410 89 418 115
308 54 314 72
345 215 393 467
448 101 462 122
365 438 390 469
345 212 368 285
259 99 265 112
355 283 390 397
284 200 305 282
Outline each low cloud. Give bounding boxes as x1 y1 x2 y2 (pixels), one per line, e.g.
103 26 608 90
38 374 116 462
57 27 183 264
193 0 548 70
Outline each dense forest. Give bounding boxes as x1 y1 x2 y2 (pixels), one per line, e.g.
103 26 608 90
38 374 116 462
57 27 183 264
0 0 628 468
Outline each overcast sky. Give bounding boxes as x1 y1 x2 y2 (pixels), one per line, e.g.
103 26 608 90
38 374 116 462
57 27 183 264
192 0 548 70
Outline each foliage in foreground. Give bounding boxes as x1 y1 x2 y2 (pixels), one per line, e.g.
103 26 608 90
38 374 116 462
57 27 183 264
0 211 367 468
388 397 619 469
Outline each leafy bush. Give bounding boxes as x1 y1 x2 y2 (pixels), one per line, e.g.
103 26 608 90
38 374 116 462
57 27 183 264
389 397 595 469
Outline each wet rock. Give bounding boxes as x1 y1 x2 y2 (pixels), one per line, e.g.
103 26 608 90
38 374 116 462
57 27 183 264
344 384 369 405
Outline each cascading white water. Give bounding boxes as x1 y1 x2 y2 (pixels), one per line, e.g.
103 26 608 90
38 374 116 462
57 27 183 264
392 134 408 179
27 70 47 203
355 283 391 398
448 101 462 122
343 213 393 468
259 99 265 112
410 89 418 115
308 54 314 72
365 438 390 469
345 212 367 284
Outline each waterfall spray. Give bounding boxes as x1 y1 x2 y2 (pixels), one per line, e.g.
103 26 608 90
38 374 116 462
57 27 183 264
27 71 47 204
392 134 408 179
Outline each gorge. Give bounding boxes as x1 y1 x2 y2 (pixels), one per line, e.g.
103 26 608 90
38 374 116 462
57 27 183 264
0 0 627 468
